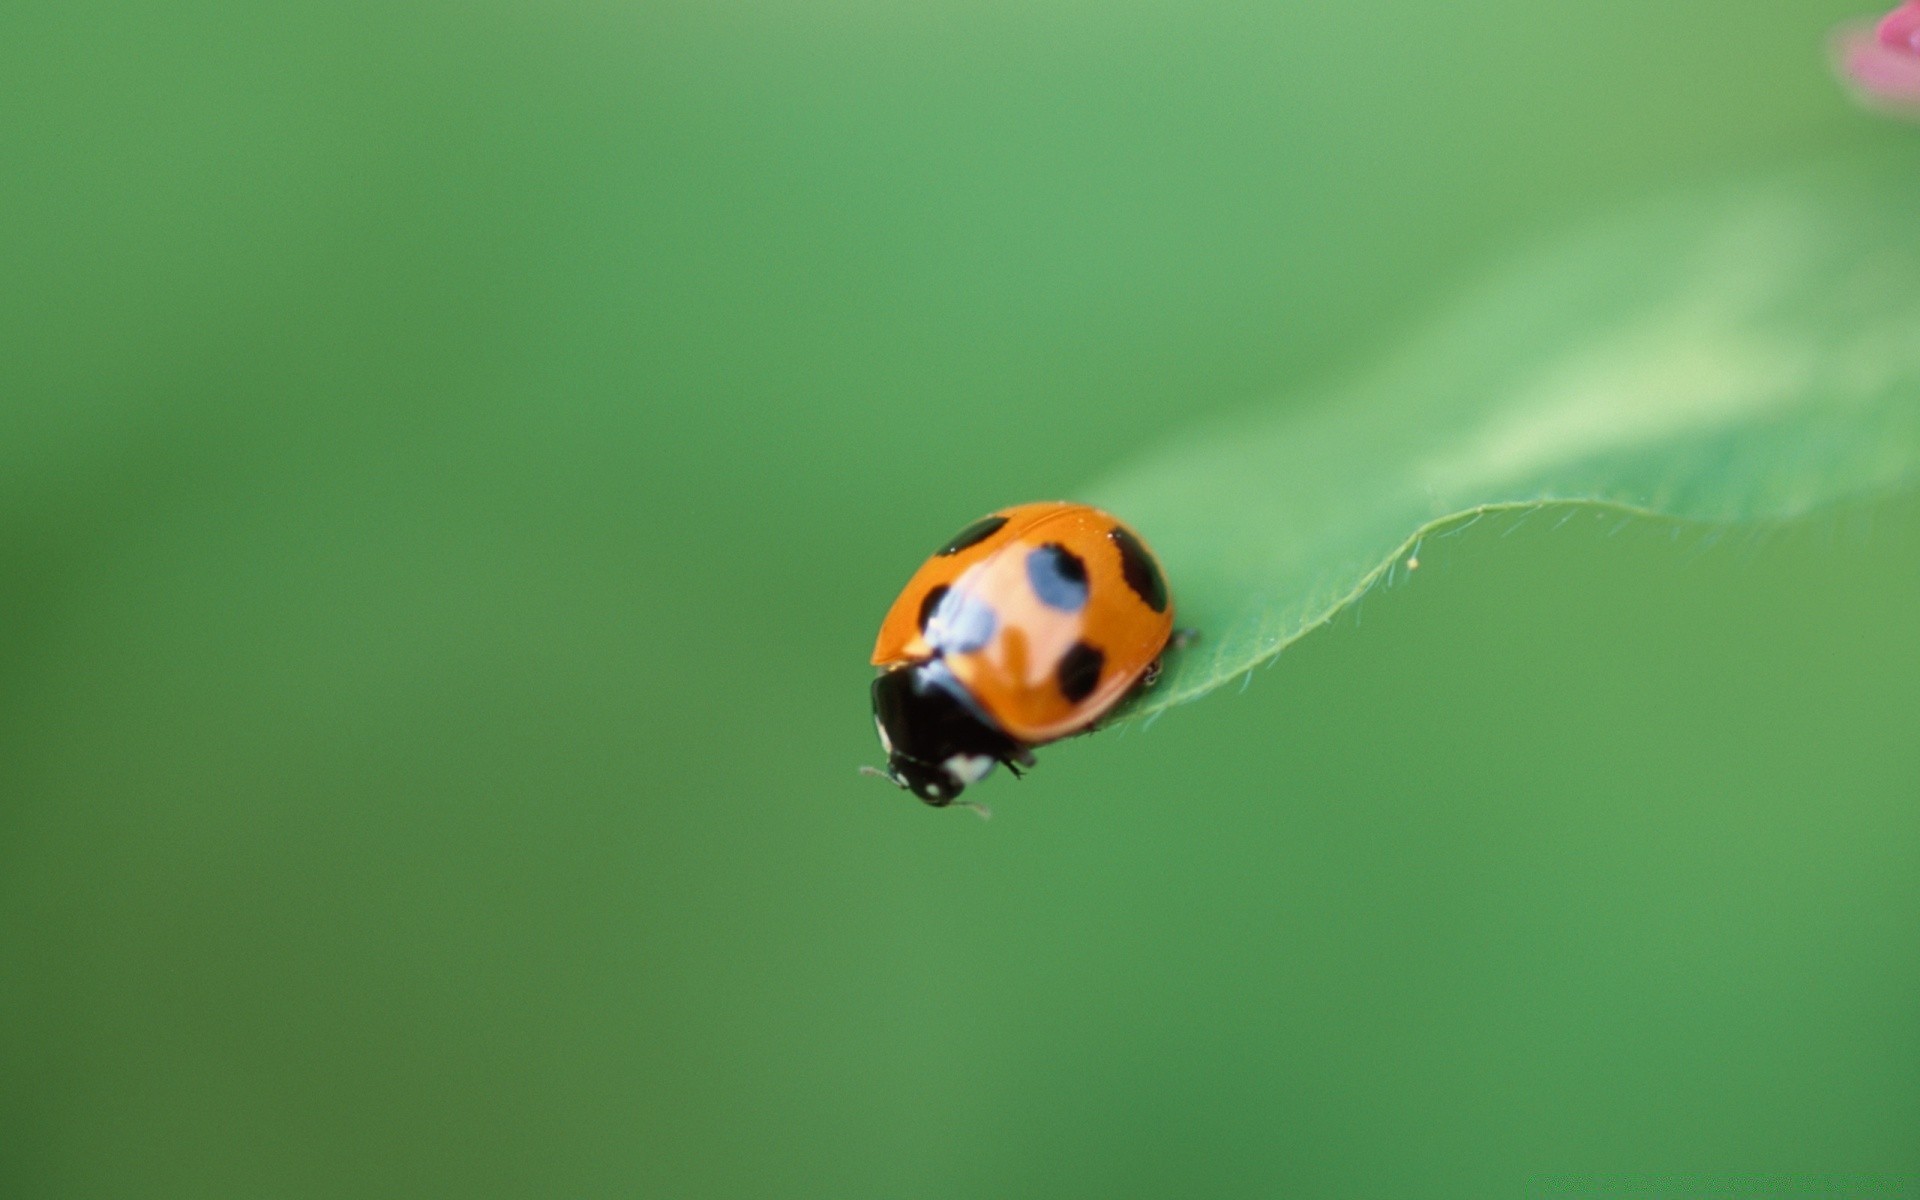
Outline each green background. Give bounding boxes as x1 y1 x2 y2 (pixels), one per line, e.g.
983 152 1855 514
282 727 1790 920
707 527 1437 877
3 1 1916 1196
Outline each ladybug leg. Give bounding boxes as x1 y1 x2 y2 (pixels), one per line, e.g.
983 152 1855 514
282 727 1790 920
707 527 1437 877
999 746 1037 778
1128 632 1195 700
1079 634 1203 737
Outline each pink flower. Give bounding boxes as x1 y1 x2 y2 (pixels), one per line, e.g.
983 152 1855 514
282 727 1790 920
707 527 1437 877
1878 1 1920 53
1836 1 1920 113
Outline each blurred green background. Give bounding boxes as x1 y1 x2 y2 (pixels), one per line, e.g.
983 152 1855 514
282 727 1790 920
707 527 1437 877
3 0 1917 1196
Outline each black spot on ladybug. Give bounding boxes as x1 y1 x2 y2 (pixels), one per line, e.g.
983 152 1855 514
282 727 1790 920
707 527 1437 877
924 588 997 654
938 515 1007 556
1109 526 1168 613
1057 641 1105 703
1026 543 1089 612
917 584 950 633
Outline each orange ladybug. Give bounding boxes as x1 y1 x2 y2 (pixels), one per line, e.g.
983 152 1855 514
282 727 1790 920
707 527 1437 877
866 502 1176 807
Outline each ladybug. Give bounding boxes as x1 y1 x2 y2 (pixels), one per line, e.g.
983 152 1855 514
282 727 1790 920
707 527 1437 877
866 502 1176 808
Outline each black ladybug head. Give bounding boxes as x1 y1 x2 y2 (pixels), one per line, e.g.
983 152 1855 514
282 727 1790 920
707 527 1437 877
881 755 960 806
869 661 1022 808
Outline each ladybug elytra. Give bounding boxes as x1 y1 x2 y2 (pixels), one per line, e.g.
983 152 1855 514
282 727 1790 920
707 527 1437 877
866 502 1177 808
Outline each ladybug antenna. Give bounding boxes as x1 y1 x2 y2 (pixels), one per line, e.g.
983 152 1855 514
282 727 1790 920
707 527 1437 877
954 799 993 822
858 765 904 789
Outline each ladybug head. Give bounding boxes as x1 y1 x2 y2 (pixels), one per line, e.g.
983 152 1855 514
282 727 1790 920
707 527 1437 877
860 757 962 806
867 662 1021 810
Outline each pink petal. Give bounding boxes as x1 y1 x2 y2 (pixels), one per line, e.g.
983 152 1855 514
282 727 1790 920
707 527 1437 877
1876 1 1920 53
1835 19 1920 112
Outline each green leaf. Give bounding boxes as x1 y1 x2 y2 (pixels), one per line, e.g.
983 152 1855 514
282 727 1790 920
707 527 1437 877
1088 153 1920 720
